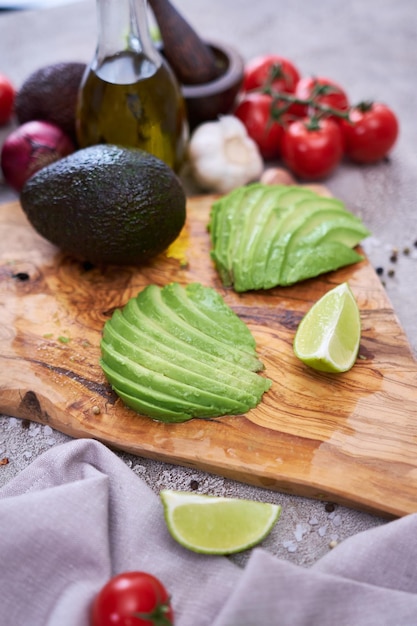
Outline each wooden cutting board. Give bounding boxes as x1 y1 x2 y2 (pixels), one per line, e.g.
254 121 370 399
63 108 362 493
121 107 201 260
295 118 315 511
1 196 417 518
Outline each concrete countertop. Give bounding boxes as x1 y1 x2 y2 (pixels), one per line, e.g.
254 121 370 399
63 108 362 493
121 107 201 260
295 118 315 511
0 0 416 568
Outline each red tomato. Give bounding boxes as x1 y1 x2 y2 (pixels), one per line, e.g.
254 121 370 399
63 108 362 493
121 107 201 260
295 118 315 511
0 74 15 125
243 55 300 94
91 571 174 626
281 117 344 180
234 93 284 159
294 76 349 119
340 101 399 163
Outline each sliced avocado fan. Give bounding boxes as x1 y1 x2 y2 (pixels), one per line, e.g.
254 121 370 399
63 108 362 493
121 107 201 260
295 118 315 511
209 183 371 292
100 282 271 423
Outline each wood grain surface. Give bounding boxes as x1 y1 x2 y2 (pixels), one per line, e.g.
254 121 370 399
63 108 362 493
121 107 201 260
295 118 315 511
1 196 417 517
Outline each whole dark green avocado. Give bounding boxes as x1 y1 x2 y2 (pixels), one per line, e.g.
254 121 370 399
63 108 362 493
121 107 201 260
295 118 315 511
15 62 86 144
20 145 186 266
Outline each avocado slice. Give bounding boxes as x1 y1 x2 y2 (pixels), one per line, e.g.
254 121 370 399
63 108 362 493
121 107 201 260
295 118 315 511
115 383 237 423
108 307 268 391
183 282 256 348
109 386 193 423
281 242 364 286
160 282 255 351
228 185 271 288
102 320 267 404
287 207 367 247
319 225 371 248
209 186 248 284
270 186 319 208
133 285 263 372
100 282 271 422
101 342 250 416
209 185 247 247
101 359 244 422
211 183 370 292
259 197 357 288
232 185 291 291
225 184 263 284
209 184 371 292
280 202 369 254
248 187 321 290
247 205 289 290
262 197 350 288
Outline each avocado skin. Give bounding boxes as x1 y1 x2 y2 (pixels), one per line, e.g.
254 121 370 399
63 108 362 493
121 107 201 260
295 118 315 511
20 145 186 266
15 62 86 144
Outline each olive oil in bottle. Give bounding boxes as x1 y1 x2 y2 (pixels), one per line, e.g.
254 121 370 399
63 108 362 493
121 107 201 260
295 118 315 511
76 0 188 172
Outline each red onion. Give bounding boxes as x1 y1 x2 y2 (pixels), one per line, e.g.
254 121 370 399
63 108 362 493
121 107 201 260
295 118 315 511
0 120 75 192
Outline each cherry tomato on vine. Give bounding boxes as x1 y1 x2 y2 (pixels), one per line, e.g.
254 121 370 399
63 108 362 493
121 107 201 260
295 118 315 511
234 93 284 159
91 571 174 626
0 74 15 126
294 76 349 119
281 117 344 180
243 55 300 94
340 101 399 163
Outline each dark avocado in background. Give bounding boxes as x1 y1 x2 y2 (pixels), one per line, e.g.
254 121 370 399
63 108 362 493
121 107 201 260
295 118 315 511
19 144 186 266
15 62 86 144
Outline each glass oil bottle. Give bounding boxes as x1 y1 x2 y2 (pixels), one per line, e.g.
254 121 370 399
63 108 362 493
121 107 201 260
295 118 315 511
76 0 188 172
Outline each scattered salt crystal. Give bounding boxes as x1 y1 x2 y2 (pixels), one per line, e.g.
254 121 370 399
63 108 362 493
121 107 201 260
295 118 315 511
332 514 342 527
283 540 297 553
294 523 307 542
23 451 32 459
45 437 56 446
318 525 328 537
309 516 319 525
43 425 53 436
28 426 40 437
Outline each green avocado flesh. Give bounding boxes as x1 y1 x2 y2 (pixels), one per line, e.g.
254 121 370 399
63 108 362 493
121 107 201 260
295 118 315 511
100 283 271 422
208 183 371 292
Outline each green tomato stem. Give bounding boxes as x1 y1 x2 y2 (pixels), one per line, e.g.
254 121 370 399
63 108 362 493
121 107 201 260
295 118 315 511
261 68 350 124
133 596 173 625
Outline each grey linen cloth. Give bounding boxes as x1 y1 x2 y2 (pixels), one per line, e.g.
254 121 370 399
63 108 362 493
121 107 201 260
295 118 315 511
1 438 417 626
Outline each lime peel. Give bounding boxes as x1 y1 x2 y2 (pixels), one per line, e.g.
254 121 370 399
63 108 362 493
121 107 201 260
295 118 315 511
160 490 281 555
293 282 361 373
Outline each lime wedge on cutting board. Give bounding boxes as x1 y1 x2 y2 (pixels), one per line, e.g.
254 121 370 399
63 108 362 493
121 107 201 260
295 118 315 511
293 282 361 373
160 490 281 555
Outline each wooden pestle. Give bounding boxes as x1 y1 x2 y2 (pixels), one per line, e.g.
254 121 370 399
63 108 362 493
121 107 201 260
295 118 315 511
148 0 222 85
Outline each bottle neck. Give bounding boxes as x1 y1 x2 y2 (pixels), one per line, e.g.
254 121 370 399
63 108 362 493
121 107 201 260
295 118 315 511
94 0 161 69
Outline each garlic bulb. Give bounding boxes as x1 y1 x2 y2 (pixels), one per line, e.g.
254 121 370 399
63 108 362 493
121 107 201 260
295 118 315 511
187 115 264 193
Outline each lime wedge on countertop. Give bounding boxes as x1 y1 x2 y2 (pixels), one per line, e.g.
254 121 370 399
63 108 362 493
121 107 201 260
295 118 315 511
293 282 361 373
160 490 281 555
